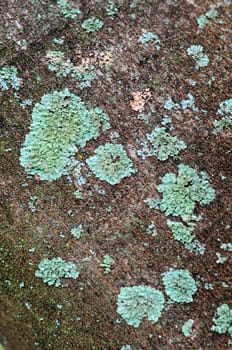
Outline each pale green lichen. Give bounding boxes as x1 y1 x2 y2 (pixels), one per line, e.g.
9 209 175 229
74 189 83 199
148 163 215 222
46 50 73 77
197 9 219 29
182 319 194 337
138 127 186 161
213 99 232 134
148 127 186 160
144 197 160 210
138 32 160 49
145 221 158 237
211 304 232 337
145 164 215 243
35 257 79 287
187 45 209 69
185 240 206 255
164 93 198 111
106 0 118 19
0 65 21 91
100 254 114 274
117 285 165 327
81 17 104 33
205 283 214 290
162 269 197 303
57 0 81 19
87 143 136 185
167 220 195 244
20 88 110 181
71 225 84 239
216 252 228 264
45 50 95 86
220 243 232 252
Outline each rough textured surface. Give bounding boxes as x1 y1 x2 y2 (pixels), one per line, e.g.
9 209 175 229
0 1 231 349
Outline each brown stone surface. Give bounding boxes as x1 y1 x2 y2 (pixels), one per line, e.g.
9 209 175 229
0 1 231 349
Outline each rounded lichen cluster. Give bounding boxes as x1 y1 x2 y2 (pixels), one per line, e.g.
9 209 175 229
157 164 215 221
87 143 136 185
20 88 110 181
147 127 186 161
211 304 232 336
35 257 79 287
162 269 197 303
117 285 165 327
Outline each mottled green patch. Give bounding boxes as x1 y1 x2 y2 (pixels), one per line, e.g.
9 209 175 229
87 143 136 185
20 89 110 181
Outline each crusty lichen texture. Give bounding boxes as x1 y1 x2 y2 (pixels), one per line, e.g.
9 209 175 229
87 143 136 185
117 285 165 328
20 88 110 181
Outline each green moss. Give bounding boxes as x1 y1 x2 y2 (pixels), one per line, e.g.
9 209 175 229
0 183 117 349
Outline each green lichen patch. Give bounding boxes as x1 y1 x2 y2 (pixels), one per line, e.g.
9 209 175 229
87 143 136 185
182 319 194 337
138 127 186 161
45 50 96 87
117 285 165 328
20 88 110 181
167 219 195 244
162 269 197 303
213 99 232 134
81 17 104 33
138 32 160 49
187 45 209 69
197 9 219 29
150 163 215 222
45 50 73 77
164 93 198 112
211 304 232 336
71 224 84 239
57 0 81 19
100 254 114 274
35 257 79 287
0 65 22 91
